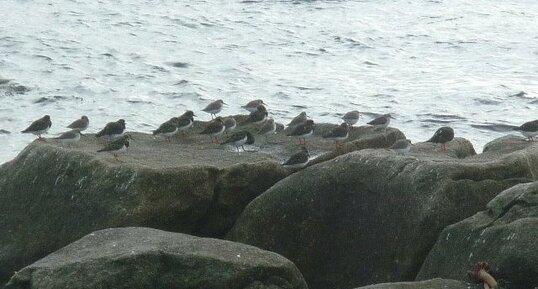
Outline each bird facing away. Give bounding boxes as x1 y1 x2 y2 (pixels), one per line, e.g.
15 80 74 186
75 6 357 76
342 110 360 127
367 114 394 131
153 117 180 142
96 119 126 141
54 130 81 146
287 119 314 145
242 99 267 113
282 146 310 169
514 120 538 141
177 110 195 134
97 135 131 162
223 117 237 136
391 139 412 155
21 115 52 140
246 105 268 125
287 112 308 127
323 123 349 148
427 126 454 152
202 99 226 119
67 116 89 133
200 117 225 143
221 131 255 152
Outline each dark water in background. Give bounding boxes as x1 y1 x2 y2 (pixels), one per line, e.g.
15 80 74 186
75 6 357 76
1 0 537 164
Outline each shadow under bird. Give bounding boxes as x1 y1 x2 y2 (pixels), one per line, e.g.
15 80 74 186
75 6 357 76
202 99 226 119
287 119 314 145
223 117 237 136
242 99 267 113
323 123 349 148
153 117 179 142
67 116 89 134
200 117 225 143
177 110 195 134
97 135 131 161
96 119 125 141
342 110 360 127
21 115 52 140
427 126 454 152
368 114 394 132
514 119 538 141
246 105 268 125
282 146 310 169
391 139 412 155
287 112 308 127
53 130 81 146
221 131 255 152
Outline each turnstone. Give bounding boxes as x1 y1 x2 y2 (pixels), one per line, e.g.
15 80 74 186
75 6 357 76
96 119 125 141
221 131 255 152
54 130 81 146
242 99 267 113
246 105 268 125
427 127 454 152
97 135 131 162
282 146 309 169
153 117 180 142
223 117 237 136
67 116 89 133
391 139 412 155
287 119 314 145
177 110 195 134
287 112 308 127
323 123 349 148
342 110 360 127
21 115 52 140
514 120 538 141
257 118 276 141
368 114 394 133
200 117 225 143
202 99 226 119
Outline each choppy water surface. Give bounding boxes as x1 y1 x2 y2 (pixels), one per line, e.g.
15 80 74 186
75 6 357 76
1 0 537 164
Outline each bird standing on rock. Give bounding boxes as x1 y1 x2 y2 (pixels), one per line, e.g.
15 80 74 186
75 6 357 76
54 130 81 146
200 117 225 143
221 131 255 152
96 119 125 141
223 117 237 136
258 118 277 141
391 139 412 155
21 115 52 140
177 110 195 134
368 114 394 133
67 116 89 134
282 146 310 169
246 105 268 125
97 135 131 162
287 112 308 127
342 110 360 127
153 117 179 142
202 99 226 119
427 126 454 152
242 99 267 113
514 119 538 141
287 119 314 145
323 123 349 148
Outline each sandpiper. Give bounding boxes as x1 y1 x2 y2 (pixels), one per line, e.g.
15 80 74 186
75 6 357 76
21 115 52 140
257 118 276 141
54 130 81 146
223 117 237 136
177 110 195 134
221 131 255 152
202 99 226 119
391 139 412 155
153 117 180 142
427 127 454 152
514 120 538 141
97 135 131 161
242 99 267 113
246 105 268 125
287 119 314 145
323 123 349 148
342 110 360 127
368 114 394 133
96 119 125 141
200 117 225 143
287 112 308 127
67 116 89 134
282 146 309 169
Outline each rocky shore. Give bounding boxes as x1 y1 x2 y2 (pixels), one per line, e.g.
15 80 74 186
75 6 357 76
0 122 537 289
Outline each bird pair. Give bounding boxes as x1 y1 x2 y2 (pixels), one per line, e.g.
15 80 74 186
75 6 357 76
152 111 196 142
390 127 455 156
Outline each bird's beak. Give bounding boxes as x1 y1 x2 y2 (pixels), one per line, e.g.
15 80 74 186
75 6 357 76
390 116 396 119
223 102 228 105
193 114 197 117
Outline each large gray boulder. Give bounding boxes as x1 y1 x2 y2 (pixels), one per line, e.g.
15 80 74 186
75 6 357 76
353 279 476 289
228 136 538 289
5 227 308 289
417 180 538 289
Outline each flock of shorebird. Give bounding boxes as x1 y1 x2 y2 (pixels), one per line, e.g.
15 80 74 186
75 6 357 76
20 98 538 169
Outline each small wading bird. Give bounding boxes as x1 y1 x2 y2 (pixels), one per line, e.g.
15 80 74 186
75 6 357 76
97 135 132 162
282 146 310 169
514 119 538 141
53 130 81 147
200 117 225 143
242 99 267 113
257 118 276 142
221 131 255 152
367 114 394 133
96 119 126 141
287 119 314 145
223 117 237 136
287 112 308 127
427 127 454 152
323 123 349 149
67 116 89 134
21 115 52 140
202 99 226 119
246 105 268 125
390 139 412 156
153 117 179 142
177 111 195 135
342 110 360 127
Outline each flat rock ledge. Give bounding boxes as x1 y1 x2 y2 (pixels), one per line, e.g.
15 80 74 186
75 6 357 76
353 278 477 289
4 227 308 289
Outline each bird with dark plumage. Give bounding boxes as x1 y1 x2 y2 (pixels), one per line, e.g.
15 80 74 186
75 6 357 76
282 146 309 169
221 131 255 152
323 123 349 148
67 116 89 134
177 111 195 134
21 115 52 140
96 119 125 141
427 126 454 152
342 110 360 127
153 117 179 142
242 99 267 113
391 139 412 155
54 130 81 146
258 118 276 141
200 117 225 143
223 117 237 136
202 99 226 119
287 119 314 145
514 119 538 141
97 135 131 161
367 114 394 132
287 112 308 127
246 105 268 125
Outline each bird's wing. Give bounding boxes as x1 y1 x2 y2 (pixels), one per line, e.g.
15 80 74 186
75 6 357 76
55 131 77 140
222 132 246 144
23 118 49 132
154 121 177 134
284 152 308 165
367 116 386 125
67 118 85 129
200 121 222 134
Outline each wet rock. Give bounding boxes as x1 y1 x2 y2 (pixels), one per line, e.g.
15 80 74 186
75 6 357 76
227 136 538 289
5 227 307 289
353 279 476 289
417 181 538 289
